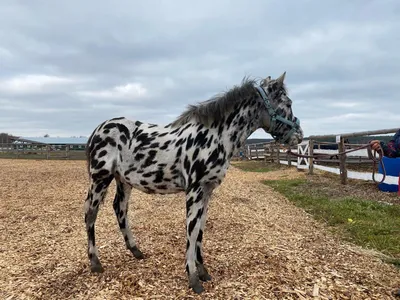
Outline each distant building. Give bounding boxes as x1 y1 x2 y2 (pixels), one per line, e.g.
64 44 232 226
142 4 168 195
14 136 88 145
12 137 88 151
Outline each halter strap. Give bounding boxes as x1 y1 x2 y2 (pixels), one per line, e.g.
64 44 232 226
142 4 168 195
255 85 300 144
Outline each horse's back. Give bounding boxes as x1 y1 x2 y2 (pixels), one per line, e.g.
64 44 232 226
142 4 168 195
86 117 185 193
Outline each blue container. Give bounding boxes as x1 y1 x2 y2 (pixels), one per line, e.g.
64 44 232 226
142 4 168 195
378 156 400 192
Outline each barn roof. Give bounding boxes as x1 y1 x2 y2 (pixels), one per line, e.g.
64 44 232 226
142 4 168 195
15 137 88 145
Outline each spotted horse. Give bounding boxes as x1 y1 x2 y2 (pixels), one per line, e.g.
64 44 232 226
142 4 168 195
84 72 303 294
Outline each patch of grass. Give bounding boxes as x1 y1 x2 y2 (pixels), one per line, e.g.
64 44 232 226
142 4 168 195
264 178 400 264
232 160 285 172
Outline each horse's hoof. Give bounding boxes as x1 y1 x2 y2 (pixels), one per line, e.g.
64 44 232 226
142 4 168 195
129 246 144 259
190 283 204 294
199 272 212 282
189 274 205 294
197 264 212 282
90 263 104 273
394 289 400 297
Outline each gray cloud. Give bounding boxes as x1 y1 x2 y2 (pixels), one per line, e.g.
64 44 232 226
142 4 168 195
0 0 399 139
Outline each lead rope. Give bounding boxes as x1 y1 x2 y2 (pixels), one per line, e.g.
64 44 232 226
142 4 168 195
286 141 386 184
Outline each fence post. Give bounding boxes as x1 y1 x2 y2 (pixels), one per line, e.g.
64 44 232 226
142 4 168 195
276 143 280 165
264 144 267 163
309 139 314 174
287 146 292 167
46 145 50 160
272 143 276 163
66 145 70 159
339 136 347 184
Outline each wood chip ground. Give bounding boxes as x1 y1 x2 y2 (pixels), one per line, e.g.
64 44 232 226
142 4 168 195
0 159 399 299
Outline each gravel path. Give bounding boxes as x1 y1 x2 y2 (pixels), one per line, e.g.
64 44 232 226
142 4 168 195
0 159 399 299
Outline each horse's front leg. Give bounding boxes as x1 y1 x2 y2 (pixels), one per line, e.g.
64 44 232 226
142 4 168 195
185 183 212 294
196 204 212 282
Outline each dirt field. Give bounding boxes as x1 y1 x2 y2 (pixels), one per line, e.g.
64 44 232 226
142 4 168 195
0 159 399 299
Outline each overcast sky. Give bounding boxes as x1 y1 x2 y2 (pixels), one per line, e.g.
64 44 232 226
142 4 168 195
1 0 399 139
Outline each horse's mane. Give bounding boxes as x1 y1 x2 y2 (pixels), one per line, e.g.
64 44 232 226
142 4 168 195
170 77 260 127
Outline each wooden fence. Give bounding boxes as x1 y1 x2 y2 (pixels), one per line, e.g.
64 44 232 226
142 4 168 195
0 143 87 160
244 128 400 186
244 142 269 160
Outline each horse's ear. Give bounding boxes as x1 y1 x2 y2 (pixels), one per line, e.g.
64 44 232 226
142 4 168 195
276 71 286 85
262 76 272 86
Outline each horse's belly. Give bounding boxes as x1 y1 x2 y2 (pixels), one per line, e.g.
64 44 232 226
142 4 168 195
129 178 184 195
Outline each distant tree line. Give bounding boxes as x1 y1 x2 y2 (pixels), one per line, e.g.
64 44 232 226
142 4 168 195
0 133 18 144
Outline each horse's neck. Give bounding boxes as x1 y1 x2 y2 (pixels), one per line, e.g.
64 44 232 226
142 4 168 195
219 104 260 158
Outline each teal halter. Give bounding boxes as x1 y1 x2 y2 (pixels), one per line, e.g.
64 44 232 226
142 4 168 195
255 85 301 144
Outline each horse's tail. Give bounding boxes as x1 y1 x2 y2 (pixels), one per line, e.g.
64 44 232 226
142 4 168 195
85 129 96 179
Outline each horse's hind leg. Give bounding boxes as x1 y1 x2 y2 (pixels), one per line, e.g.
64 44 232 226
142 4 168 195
85 174 114 273
113 181 144 259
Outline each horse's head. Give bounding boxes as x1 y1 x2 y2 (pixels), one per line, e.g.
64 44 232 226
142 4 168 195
256 72 303 146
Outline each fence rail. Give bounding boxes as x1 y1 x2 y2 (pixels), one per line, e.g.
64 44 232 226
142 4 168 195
0 143 87 160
